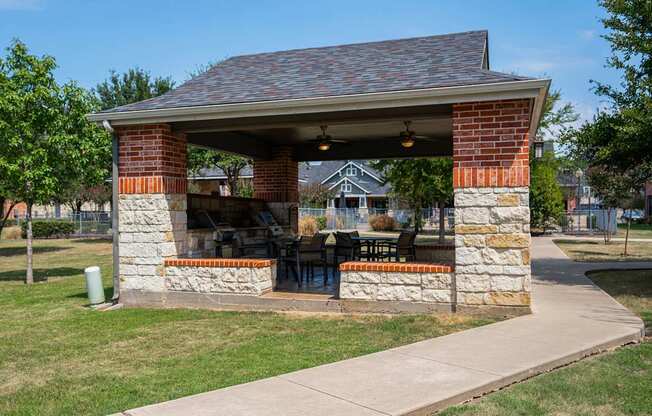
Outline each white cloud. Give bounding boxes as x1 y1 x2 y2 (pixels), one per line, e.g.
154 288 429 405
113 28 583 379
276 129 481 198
0 0 43 10
579 30 596 40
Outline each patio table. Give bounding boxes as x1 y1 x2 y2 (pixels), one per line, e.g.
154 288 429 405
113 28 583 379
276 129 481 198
351 236 397 261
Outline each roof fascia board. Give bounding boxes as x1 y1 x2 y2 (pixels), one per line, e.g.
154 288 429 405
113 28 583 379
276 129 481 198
88 79 550 126
349 161 382 182
319 161 381 185
327 177 370 194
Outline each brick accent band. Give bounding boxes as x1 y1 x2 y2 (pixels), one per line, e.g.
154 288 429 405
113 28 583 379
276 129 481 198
339 262 453 273
118 176 187 194
164 258 276 268
415 244 455 251
453 166 529 188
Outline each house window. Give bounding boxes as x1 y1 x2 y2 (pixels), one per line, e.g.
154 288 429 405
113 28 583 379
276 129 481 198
341 182 352 193
345 166 357 176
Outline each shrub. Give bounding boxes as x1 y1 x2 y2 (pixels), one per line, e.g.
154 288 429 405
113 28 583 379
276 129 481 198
315 216 327 230
20 220 75 239
1 226 22 240
369 214 396 231
298 216 319 236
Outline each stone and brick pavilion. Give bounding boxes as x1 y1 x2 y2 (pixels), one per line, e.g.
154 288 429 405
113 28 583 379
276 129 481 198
89 30 549 314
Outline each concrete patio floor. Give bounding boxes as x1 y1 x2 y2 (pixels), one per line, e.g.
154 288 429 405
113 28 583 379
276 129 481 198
116 237 646 416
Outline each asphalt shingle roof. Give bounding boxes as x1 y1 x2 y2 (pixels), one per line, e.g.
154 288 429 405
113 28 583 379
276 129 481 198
104 30 532 113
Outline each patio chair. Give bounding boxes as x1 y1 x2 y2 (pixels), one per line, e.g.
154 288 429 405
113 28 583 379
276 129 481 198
334 231 361 266
285 233 330 286
378 230 417 262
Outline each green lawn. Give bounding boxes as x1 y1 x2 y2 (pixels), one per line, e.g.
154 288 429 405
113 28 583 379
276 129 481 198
0 239 498 416
554 238 652 262
617 223 652 239
439 268 652 416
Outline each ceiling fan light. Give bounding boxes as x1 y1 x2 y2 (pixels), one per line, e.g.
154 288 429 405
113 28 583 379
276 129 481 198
318 141 331 151
401 137 415 148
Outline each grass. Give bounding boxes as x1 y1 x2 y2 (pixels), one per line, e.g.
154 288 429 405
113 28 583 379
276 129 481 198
616 223 652 239
554 239 652 262
589 269 652 329
0 238 498 416
439 268 652 416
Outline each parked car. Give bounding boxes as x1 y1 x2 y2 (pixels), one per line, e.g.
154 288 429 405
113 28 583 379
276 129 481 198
621 210 644 220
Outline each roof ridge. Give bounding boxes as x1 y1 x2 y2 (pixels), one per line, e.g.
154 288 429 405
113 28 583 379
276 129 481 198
219 30 488 62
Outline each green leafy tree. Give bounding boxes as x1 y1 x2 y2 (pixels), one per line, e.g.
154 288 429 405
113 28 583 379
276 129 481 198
187 147 251 197
372 158 452 239
299 182 335 208
0 40 108 283
95 68 174 110
562 1 652 171
537 89 580 141
529 152 564 231
185 60 251 195
58 83 112 213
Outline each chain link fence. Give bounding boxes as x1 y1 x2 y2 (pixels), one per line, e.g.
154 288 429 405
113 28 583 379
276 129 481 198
299 207 455 232
559 209 617 234
10 211 112 237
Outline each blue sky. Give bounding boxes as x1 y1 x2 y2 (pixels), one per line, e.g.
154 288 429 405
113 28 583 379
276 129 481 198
1 0 618 124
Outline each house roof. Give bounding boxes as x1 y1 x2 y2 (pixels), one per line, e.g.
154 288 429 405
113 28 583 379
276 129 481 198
299 161 390 195
101 30 533 114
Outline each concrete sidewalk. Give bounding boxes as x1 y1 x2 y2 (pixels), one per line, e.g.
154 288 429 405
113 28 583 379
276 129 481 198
118 238 646 416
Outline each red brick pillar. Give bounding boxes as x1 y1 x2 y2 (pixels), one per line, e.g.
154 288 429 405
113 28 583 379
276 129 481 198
253 146 299 232
116 123 187 293
452 99 532 309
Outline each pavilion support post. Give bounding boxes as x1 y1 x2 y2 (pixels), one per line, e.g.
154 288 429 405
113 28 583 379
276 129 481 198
452 99 532 309
253 146 299 233
116 124 188 292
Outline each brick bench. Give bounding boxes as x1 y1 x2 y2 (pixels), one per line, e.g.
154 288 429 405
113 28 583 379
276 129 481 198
163 258 277 296
339 261 454 304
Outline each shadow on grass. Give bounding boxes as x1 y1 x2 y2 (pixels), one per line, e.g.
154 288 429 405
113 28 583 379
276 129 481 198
554 239 600 245
72 238 112 244
0 267 84 282
67 286 115 300
0 245 70 257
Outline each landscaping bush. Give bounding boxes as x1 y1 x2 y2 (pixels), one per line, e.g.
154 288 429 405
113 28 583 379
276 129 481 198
316 216 327 230
298 216 319 236
1 226 22 240
20 220 75 239
369 214 397 231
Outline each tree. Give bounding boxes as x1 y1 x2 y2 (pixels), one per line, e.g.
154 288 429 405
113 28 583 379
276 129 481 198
562 1 652 171
187 146 251 197
95 68 174 110
185 60 251 196
58 83 112 213
372 158 452 239
537 89 580 141
529 152 564 231
0 40 108 283
299 182 335 208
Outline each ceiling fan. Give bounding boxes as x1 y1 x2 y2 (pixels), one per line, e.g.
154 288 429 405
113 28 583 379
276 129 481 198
310 125 348 151
397 120 436 148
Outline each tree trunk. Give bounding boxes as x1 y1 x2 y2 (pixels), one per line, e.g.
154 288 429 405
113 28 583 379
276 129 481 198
438 199 446 243
26 202 34 284
228 177 239 197
0 201 17 239
75 200 83 214
624 209 631 256
413 208 420 233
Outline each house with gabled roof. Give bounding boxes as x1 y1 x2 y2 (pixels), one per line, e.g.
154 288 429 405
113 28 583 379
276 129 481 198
300 161 390 209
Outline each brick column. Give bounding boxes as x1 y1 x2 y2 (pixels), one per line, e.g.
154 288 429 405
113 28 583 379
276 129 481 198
452 99 531 308
116 124 187 292
253 146 299 232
